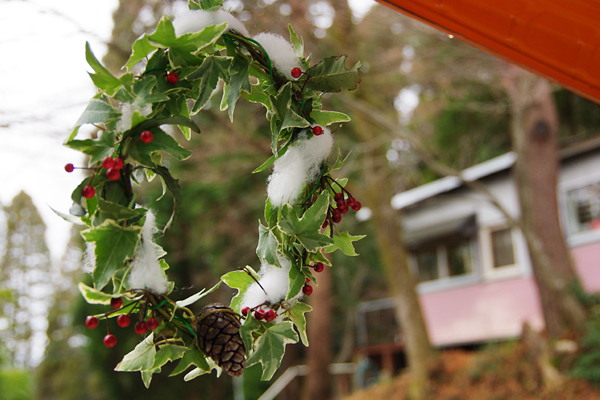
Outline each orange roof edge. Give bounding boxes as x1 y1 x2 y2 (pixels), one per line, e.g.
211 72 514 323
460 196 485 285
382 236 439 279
377 0 600 105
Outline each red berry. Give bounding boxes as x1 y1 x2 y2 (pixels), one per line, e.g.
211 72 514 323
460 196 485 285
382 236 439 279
352 201 362 211
332 209 342 219
312 126 324 136
305 277 311 284
302 285 313 296
314 262 324 273
110 297 122 309
106 168 120 181
103 334 117 348
102 157 115 169
346 197 357 207
65 163 75 173
264 309 277 322
117 314 130 328
146 318 159 330
112 158 123 170
334 192 344 202
291 67 302 78
254 309 266 320
340 204 349 214
322 219 328 229
82 186 95 199
336 199 346 209
85 316 99 329
332 213 342 223
135 322 148 335
166 72 179 84
140 130 153 143
241 307 250 316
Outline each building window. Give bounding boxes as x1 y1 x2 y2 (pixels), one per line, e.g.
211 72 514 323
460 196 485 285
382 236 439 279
447 239 474 276
415 248 438 282
565 182 600 235
491 228 515 268
413 238 474 283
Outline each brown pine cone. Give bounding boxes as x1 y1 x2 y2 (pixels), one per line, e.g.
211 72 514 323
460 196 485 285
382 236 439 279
195 303 246 377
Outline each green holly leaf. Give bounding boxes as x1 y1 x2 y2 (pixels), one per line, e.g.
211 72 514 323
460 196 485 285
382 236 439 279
128 128 192 167
278 194 334 252
246 321 299 380
170 349 210 376
175 280 221 308
189 0 223 11
150 345 188 370
81 220 142 290
240 314 261 354
65 131 116 166
242 83 271 110
147 17 178 48
270 82 310 133
132 76 170 109
130 116 201 137
96 199 147 222
74 96 121 127
301 55 361 93
124 34 158 71
149 166 181 233
115 333 156 372
85 42 123 95
310 110 351 126
286 263 305 300
288 302 312 346
221 269 255 312
77 282 113 305
324 231 366 256
188 56 232 113
288 24 304 58
257 222 281 268
226 53 251 121
184 358 222 381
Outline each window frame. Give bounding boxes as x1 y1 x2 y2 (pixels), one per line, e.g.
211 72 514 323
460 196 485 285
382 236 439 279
479 224 523 280
410 236 480 294
559 172 600 247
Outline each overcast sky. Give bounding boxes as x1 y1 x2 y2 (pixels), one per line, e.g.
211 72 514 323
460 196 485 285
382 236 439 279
1 0 117 262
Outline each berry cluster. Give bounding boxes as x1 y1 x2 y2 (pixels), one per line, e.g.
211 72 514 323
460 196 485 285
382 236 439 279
321 182 362 228
85 294 162 348
241 306 277 322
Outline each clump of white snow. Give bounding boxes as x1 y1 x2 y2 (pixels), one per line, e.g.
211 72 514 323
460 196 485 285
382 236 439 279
82 242 96 273
267 127 334 207
128 211 169 294
241 255 292 309
173 9 249 37
116 103 152 133
253 33 303 80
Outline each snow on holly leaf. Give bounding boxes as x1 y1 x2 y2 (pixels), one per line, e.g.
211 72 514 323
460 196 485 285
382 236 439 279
245 321 299 380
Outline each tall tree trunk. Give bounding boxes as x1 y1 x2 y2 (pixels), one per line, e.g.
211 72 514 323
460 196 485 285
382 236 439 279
503 66 588 338
303 260 333 400
363 172 432 400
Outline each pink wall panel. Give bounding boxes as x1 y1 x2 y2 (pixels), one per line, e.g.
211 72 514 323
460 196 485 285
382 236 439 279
420 277 545 346
571 242 600 293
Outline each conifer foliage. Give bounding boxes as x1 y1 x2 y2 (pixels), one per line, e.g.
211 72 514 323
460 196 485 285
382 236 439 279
59 0 363 386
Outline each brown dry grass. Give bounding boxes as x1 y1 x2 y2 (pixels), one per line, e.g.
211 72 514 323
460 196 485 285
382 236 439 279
343 343 600 400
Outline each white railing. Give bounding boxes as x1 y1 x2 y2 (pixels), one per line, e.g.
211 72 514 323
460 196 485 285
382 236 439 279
257 363 356 400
